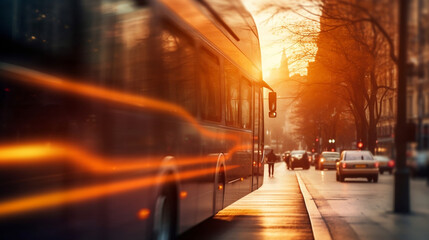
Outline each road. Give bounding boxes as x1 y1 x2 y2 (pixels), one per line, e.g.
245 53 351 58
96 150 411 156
179 163 429 240
298 167 429 240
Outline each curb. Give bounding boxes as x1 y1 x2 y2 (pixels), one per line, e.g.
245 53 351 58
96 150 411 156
296 172 332 240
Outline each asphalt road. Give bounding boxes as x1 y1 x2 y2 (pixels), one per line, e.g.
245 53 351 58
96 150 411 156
298 166 429 240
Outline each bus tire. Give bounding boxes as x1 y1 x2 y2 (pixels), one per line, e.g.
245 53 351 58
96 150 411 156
153 185 178 240
214 166 225 214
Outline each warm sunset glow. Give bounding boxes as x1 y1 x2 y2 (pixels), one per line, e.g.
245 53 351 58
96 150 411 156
243 0 320 80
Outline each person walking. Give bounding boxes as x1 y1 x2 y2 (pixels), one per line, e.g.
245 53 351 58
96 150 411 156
267 149 276 177
285 152 291 170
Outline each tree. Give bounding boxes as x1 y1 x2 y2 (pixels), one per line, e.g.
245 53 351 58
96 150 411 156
260 0 398 153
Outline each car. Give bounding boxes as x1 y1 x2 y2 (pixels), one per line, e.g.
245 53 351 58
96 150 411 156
283 151 291 169
307 152 313 165
313 153 321 169
283 151 291 161
290 150 310 170
336 150 379 182
318 151 340 170
407 151 428 178
374 155 395 174
275 153 281 162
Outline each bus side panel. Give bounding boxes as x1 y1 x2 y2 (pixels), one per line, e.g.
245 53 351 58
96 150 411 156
0 79 169 239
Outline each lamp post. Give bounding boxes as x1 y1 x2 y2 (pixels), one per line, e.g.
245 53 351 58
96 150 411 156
394 0 410 214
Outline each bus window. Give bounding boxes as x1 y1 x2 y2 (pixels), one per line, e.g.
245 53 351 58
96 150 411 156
110 6 154 94
0 0 77 58
241 77 251 129
225 60 240 127
161 23 197 115
199 48 221 122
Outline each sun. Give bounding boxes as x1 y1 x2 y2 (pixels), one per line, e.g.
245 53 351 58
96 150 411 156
242 0 320 81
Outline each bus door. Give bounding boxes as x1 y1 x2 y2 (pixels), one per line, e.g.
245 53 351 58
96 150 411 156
252 86 261 190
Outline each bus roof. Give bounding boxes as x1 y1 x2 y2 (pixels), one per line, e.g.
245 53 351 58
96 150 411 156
160 0 262 81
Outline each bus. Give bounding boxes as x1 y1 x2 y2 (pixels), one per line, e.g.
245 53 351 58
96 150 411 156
0 0 276 239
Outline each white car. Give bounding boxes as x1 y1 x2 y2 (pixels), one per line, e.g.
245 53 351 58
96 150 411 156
319 151 340 170
336 150 379 182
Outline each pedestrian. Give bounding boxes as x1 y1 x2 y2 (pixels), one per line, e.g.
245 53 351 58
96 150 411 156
267 149 276 177
285 153 291 170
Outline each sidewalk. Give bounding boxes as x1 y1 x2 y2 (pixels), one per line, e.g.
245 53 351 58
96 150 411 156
179 163 313 239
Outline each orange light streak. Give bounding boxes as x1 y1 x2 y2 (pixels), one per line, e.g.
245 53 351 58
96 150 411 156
0 63 243 142
0 165 238 218
179 191 188 199
137 208 151 220
0 141 252 173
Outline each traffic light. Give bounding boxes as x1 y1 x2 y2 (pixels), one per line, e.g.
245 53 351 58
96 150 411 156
357 140 364 150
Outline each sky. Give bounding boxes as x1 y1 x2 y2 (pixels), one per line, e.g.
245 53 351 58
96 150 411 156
242 0 320 80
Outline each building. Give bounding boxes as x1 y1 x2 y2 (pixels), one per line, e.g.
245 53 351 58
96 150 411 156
264 50 301 151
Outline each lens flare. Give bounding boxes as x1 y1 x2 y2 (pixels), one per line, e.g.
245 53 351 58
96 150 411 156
0 142 251 173
137 208 151 220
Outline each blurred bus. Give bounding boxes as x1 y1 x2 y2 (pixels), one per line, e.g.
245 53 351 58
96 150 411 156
0 0 275 239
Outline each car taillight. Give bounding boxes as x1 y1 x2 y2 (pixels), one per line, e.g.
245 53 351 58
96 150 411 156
374 162 379 168
388 160 395 167
342 162 347 168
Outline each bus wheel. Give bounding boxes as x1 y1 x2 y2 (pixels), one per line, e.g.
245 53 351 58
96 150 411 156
153 186 177 240
214 167 225 213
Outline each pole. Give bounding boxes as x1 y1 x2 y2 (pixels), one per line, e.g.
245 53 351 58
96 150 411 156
417 0 424 152
394 0 410 213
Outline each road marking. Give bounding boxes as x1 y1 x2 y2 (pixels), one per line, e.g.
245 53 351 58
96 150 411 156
296 171 332 240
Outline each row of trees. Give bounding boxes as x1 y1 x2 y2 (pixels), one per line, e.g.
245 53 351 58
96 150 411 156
264 0 399 153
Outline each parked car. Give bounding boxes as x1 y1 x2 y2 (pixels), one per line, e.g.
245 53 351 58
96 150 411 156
283 151 291 161
283 151 291 168
374 155 395 174
307 152 313 165
313 153 320 169
407 151 428 177
318 151 340 170
336 150 379 182
290 150 310 170
275 154 281 162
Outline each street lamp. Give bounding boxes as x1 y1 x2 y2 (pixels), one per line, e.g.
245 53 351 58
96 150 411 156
395 0 410 213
